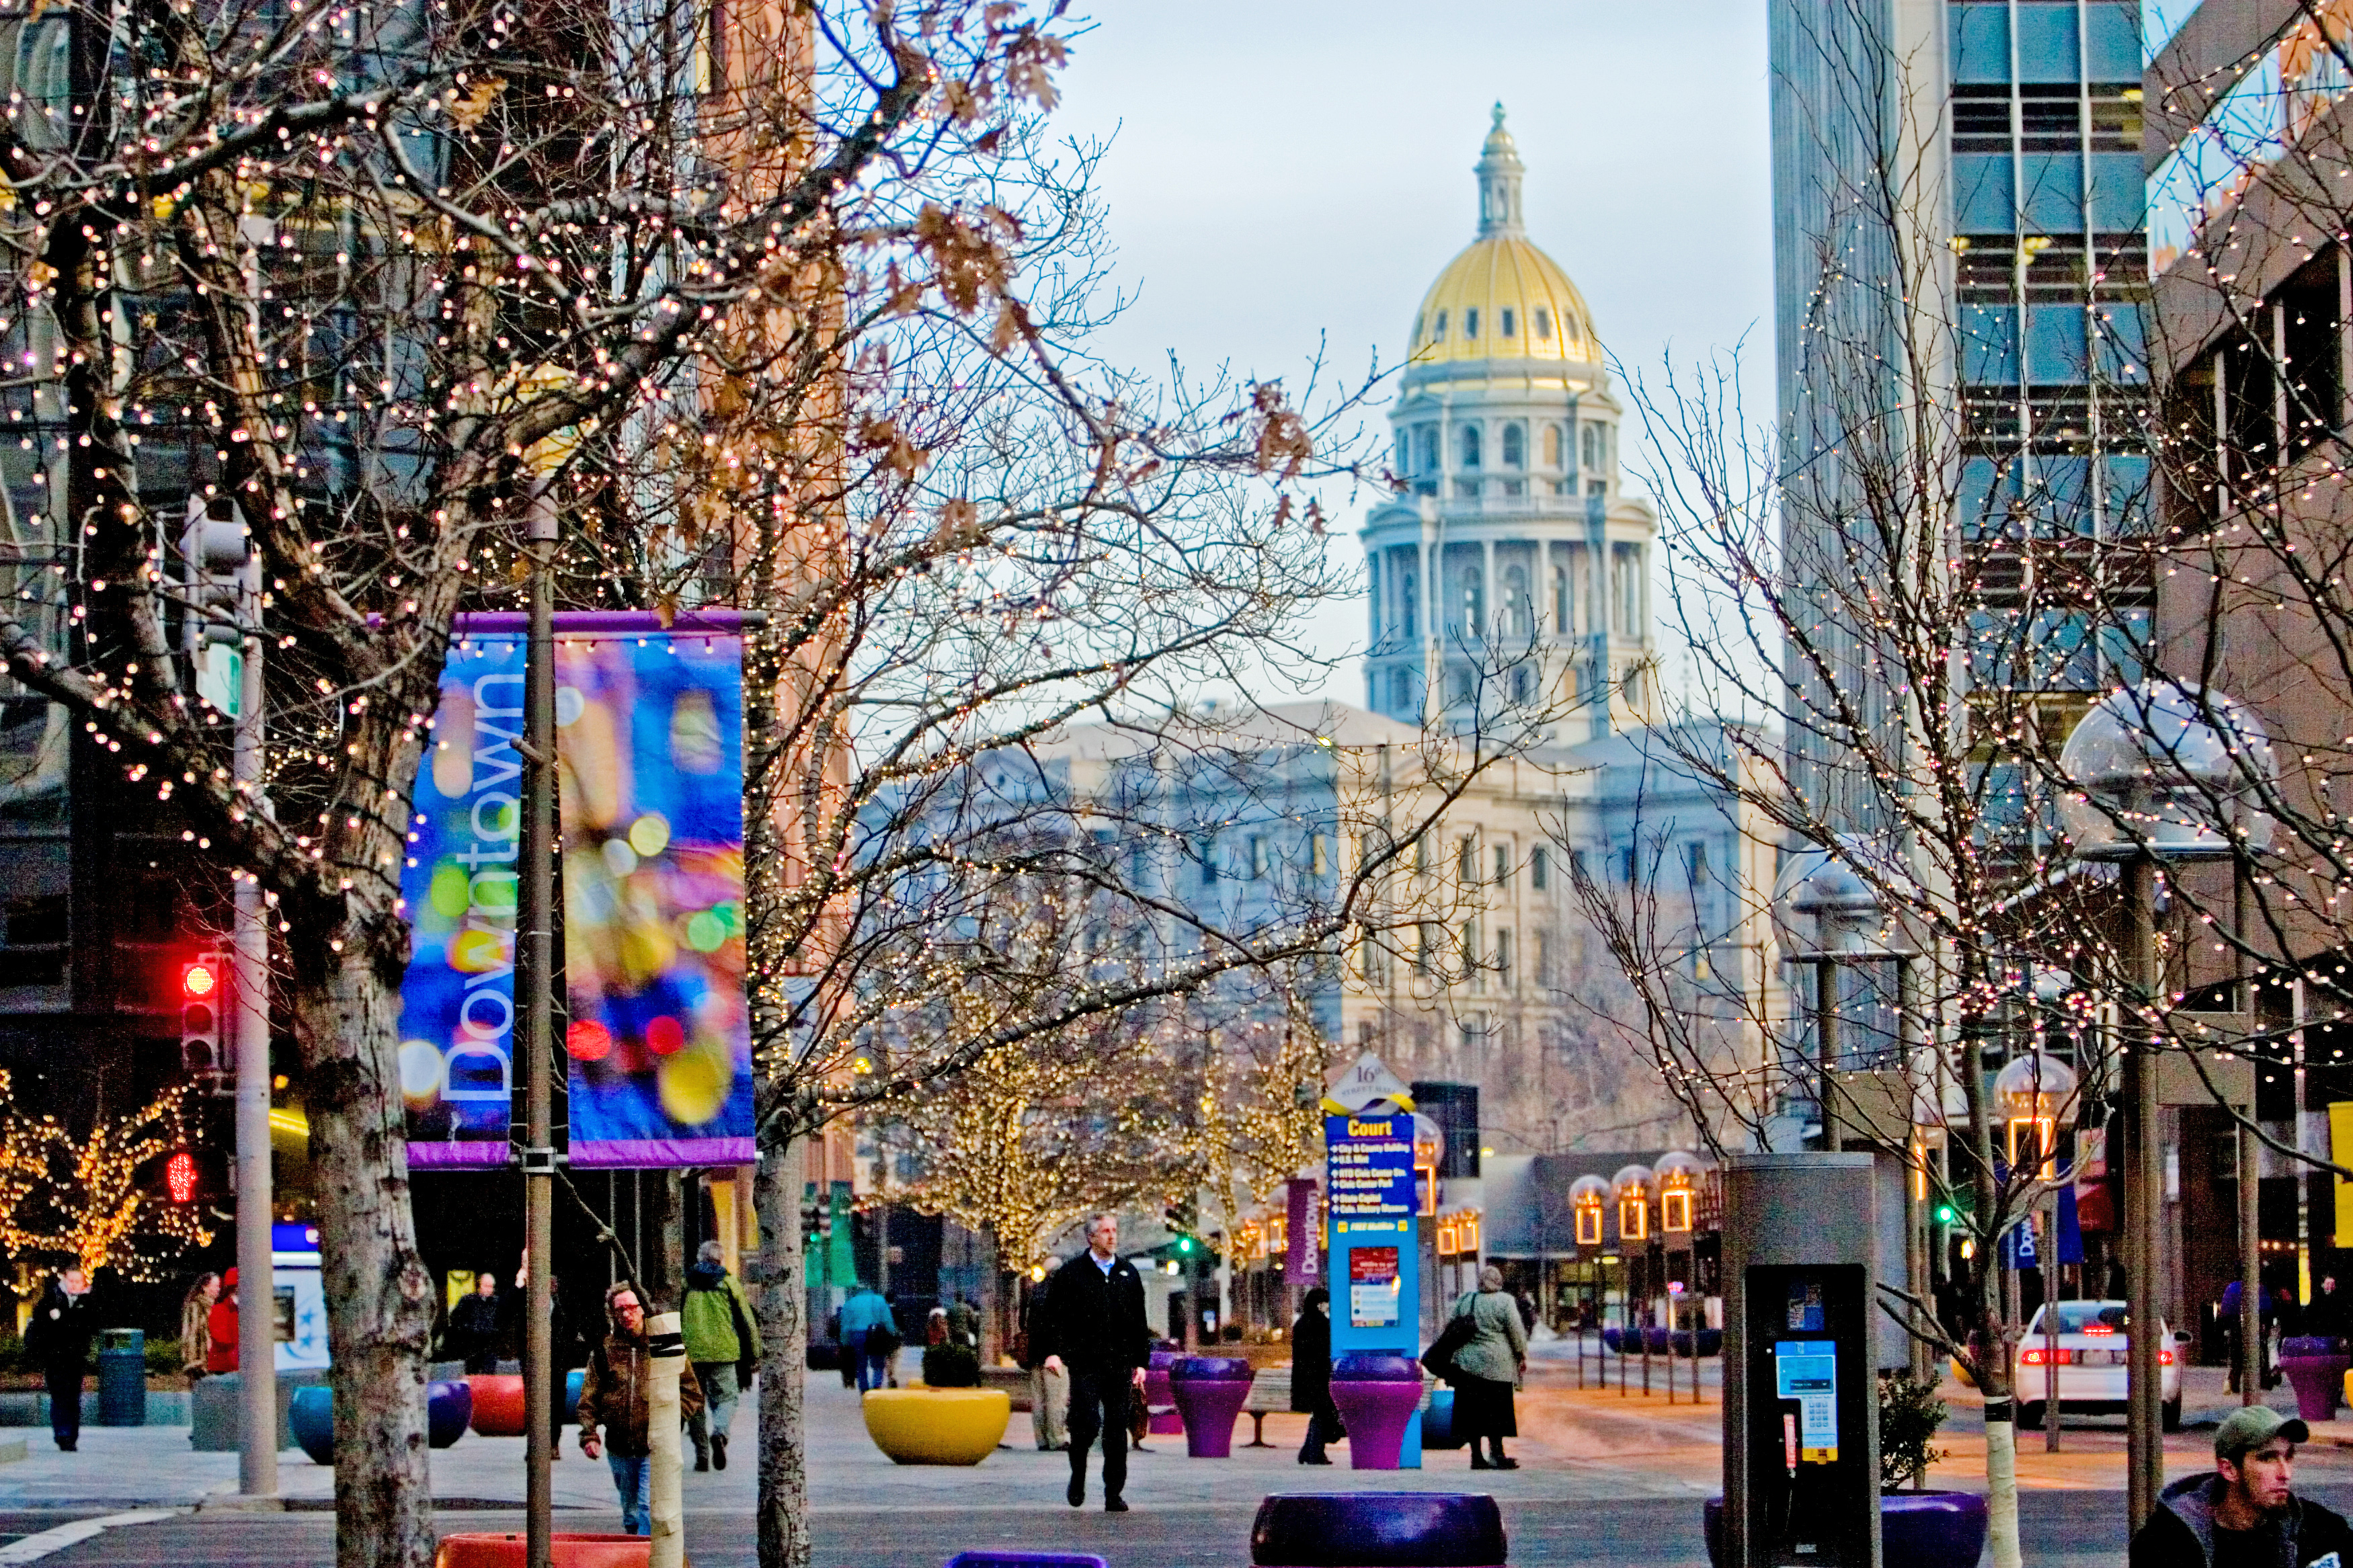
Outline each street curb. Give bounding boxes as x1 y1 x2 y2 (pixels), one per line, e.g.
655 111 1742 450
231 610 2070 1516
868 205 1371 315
195 1489 289 1512
0 1508 179 1563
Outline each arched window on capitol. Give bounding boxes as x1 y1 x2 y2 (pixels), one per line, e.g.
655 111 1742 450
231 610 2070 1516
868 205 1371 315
1502 423 1525 468
1460 423 1482 468
1544 424 1562 468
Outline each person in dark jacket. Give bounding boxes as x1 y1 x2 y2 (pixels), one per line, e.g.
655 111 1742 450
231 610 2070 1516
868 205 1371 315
2130 1405 2353 1568
26 1268 94 1452
1290 1286 1338 1465
446 1272 504 1374
577 1284 703 1536
1033 1213 1152 1512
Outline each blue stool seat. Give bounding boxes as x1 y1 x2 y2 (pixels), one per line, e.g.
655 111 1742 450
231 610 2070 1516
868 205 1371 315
945 1555 1109 1568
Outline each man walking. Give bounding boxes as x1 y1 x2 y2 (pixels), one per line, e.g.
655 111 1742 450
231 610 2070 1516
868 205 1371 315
577 1284 703 1535
26 1268 94 1452
682 1241 762 1471
2130 1406 2353 1566
447 1271 504 1374
1021 1259 1068 1450
1035 1213 1152 1512
839 1281 897 1394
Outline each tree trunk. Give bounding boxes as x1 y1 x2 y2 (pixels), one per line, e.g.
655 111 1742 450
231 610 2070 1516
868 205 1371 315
657 1169 686 1309
754 1132 810 1568
293 942 438 1568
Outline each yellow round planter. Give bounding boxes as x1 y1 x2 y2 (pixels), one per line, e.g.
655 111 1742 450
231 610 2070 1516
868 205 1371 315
861 1387 1011 1465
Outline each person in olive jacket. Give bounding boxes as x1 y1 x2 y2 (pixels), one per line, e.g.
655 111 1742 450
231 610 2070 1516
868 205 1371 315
1289 1286 1338 1464
681 1241 762 1473
576 1284 703 1536
1033 1213 1152 1512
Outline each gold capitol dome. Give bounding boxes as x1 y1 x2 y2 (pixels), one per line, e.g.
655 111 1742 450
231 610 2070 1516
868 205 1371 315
1407 105 1598 369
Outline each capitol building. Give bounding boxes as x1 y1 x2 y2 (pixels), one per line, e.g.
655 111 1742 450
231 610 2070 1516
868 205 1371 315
1361 108 1661 743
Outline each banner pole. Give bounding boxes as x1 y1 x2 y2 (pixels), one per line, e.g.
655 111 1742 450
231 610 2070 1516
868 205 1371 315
520 483 559 1568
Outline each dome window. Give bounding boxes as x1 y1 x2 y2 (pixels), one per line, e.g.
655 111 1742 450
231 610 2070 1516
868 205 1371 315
1501 308 1516 338
1433 310 1447 341
1460 423 1482 468
1464 308 1479 340
1544 424 1563 468
1534 308 1552 341
1502 423 1525 468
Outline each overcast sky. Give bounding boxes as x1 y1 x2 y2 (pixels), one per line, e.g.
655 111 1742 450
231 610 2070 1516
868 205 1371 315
1048 1 1778 705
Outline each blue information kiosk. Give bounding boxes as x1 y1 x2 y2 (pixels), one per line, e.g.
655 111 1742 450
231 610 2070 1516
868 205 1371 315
1323 1053 1421 1467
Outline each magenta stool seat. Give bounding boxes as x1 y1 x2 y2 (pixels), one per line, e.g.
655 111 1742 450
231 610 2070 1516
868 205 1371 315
1251 1492 1507 1566
1144 1349 1184 1435
1170 1358 1255 1458
1327 1355 1423 1471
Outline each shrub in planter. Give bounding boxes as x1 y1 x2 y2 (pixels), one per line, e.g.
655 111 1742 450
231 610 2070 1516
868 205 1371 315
1878 1370 1948 1491
921 1343 981 1389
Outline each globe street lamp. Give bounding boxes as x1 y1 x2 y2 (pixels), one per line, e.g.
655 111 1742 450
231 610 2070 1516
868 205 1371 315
1771 835 1919 1149
2061 679 2277 1531
1569 1173 1610 1390
1996 1045 2080 1452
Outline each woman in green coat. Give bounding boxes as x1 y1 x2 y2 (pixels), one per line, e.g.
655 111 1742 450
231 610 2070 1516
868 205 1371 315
1447 1265 1529 1470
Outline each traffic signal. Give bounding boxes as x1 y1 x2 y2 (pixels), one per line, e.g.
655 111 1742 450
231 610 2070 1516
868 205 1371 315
180 501 253 716
181 949 228 1085
163 1148 199 1204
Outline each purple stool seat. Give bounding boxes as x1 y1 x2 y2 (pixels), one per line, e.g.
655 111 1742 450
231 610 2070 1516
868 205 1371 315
1170 1358 1256 1458
1252 1493 1507 1567
1326 1356 1423 1471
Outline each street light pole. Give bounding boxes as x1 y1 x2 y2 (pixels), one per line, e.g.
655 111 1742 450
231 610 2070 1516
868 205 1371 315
232 532 275 1501
2123 851 2162 1532
1815 957 1839 1151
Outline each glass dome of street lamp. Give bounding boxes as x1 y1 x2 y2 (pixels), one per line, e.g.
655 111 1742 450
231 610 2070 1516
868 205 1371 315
1654 1151 1708 1234
1568 1173 1609 1247
1770 834 1919 960
1994 1052 2079 1177
1612 1164 1654 1243
2058 681 2278 862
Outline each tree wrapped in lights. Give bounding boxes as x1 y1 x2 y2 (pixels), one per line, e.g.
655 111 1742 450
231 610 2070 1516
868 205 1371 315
0 1074 210 1284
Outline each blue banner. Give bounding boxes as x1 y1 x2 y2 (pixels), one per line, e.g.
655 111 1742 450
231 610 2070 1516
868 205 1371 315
399 630 753 1169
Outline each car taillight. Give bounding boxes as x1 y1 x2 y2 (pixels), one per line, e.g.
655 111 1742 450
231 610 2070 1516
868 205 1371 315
2022 1348 2043 1365
2159 1350 2174 1366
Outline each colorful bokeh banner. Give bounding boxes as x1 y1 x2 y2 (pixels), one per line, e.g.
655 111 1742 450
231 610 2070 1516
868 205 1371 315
401 621 754 1169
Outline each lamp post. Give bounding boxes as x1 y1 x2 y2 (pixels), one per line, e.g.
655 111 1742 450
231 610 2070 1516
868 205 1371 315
2060 679 2277 1533
1613 1165 1654 1395
1771 836 1917 1151
1569 1173 1608 1391
1994 1046 2079 1452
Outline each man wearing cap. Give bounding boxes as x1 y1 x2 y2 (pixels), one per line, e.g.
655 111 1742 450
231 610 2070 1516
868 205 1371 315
2130 1406 2353 1567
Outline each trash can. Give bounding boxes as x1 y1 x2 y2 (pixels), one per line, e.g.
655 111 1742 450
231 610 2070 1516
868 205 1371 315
97 1328 146 1426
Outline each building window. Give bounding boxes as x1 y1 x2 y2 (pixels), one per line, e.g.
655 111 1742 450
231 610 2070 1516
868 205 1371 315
1511 665 1531 703
1415 921 1437 975
1493 844 1510 885
1458 835 1477 883
1464 307 1479 339
1460 423 1482 468
1389 668 1412 710
1451 665 1474 704
1544 423 1562 467
1199 837 1219 886
1248 835 1267 879
1455 479 1480 499
1501 307 1516 338
1460 921 1481 990
1496 927 1513 987
1504 564 1531 636
1502 422 1525 468
1401 570 1417 638
1312 835 1330 876
1581 421 1603 472
1531 845 1550 891
1460 566 1484 630
1433 310 1447 341
1612 543 1644 632
1417 425 1437 473
1536 929 1556 987
1553 563 1572 634
1534 307 1552 340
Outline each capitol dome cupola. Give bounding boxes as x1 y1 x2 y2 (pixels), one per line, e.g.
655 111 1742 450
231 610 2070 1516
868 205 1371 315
1476 103 1526 239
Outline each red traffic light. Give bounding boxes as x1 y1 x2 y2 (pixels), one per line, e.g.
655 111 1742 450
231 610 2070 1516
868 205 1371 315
182 960 218 999
164 1149 198 1204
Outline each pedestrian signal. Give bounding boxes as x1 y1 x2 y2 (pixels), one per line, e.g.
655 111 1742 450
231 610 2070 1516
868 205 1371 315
164 1149 199 1204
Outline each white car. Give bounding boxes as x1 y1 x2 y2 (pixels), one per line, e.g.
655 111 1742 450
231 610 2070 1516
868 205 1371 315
2013 1299 2183 1432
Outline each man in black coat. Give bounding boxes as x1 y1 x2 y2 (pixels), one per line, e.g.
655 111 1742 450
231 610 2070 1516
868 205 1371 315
1289 1286 1337 1464
26 1267 95 1452
1035 1212 1152 1512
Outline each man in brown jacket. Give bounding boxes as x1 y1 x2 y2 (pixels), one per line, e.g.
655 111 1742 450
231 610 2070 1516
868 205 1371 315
577 1284 703 1534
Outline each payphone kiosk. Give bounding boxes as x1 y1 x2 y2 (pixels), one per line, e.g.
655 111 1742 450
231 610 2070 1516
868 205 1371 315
1721 1154 1880 1568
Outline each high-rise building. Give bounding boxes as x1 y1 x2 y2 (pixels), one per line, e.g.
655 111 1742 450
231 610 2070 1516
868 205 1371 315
1360 108 1659 744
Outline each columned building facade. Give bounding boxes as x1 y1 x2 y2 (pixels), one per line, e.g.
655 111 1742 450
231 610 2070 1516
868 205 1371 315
1361 109 1659 743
